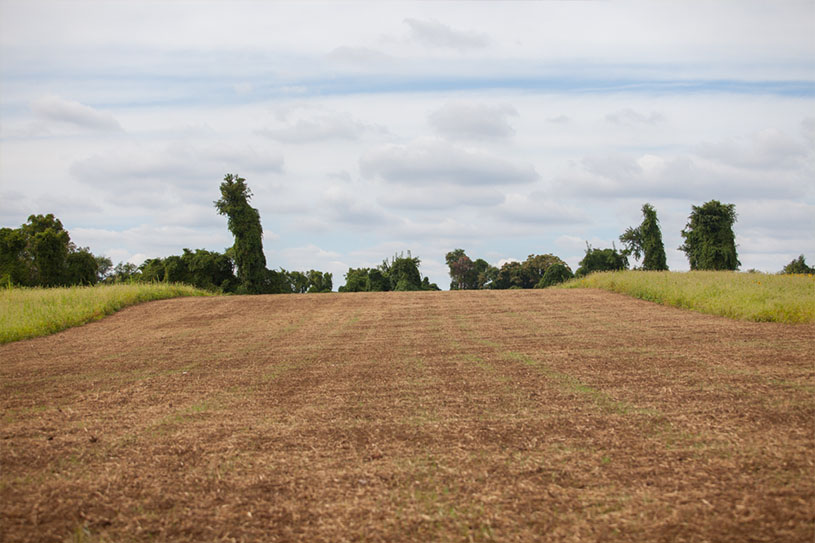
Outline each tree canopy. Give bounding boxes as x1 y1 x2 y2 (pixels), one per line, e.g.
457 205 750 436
214 174 267 294
575 244 629 277
781 255 814 275
0 214 107 287
680 200 740 271
620 203 668 271
339 253 439 292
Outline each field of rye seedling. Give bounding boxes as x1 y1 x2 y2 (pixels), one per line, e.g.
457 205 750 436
562 270 815 324
1 289 813 542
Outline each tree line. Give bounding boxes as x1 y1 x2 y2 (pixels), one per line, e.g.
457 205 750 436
2 175 812 291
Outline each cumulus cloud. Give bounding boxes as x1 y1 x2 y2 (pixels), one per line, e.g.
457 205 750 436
70 143 284 195
327 46 394 66
378 185 505 210
30 95 123 131
605 108 666 126
696 129 810 171
403 18 489 50
428 103 517 140
360 139 538 186
554 150 810 201
322 186 392 228
257 108 388 143
493 193 588 225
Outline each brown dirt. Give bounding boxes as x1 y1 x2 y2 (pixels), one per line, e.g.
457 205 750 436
1 289 813 542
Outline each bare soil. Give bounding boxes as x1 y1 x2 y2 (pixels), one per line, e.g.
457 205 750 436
1 290 813 542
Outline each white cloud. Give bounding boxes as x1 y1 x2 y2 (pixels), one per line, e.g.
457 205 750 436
403 18 489 50
378 185 504 210
696 129 810 171
428 102 517 140
30 95 123 132
257 108 387 143
360 139 538 186
493 193 588 225
605 108 666 126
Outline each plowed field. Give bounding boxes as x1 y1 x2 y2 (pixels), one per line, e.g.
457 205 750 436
2 290 813 542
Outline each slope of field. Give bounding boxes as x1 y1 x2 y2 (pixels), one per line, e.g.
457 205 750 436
1 290 813 542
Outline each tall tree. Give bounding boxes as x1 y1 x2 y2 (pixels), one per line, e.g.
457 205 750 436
214 174 267 293
680 200 740 271
620 203 668 271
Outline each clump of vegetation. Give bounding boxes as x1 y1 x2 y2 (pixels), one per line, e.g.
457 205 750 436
575 244 628 277
1 283 210 344
680 200 740 270
620 203 668 271
562 270 815 323
0 214 110 287
339 252 438 292
781 254 814 275
444 249 573 290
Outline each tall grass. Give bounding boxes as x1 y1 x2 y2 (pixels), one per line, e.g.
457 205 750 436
1 283 211 344
561 271 815 324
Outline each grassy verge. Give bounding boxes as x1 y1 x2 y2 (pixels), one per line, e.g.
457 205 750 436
560 270 815 324
1 283 211 344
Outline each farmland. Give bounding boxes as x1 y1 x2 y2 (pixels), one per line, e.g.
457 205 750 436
1 290 813 542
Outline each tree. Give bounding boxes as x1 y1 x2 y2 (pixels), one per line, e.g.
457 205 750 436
214 174 267 294
680 200 739 270
65 248 98 285
781 255 814 274
306 270 333 293
619 203 668 271
575 244 629 277
445 249 497 289
536 262 574 288
0 227 28 286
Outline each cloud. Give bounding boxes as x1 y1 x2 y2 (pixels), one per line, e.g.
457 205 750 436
30 95 123 131
377 185 504 210
428 103 517 140
327 46 394 66
696 129 810 171
403 18 489 50
257 109 387 143
554 149 811 201
493 193 588 225
322 186 392 227
70 143 284 199
360 139 538 186
605 108 666 126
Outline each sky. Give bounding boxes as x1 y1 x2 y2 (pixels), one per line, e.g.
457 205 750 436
1 0 813 289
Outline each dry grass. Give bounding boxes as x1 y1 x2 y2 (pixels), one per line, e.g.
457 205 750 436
1 290 813 542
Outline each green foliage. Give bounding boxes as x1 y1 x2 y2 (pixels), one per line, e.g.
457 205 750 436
339 252 438 292
1 283 210 344
307 270 333 293
445 249 497 289
619 203 668 271
562 270 815 324
680 200 740 271
536 262 574 288
490 253 572 289
781 255 814 275
0 214 107 287
575 244 629 277
214 173 267 294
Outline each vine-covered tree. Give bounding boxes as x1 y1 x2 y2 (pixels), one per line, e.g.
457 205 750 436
781 255 814 274
214 174 267 293
620 203 668 271
0 214 106 287
445 249 497 290
536 262 574 288
680 200 740 270
338 252 439 292
575 244 629 277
